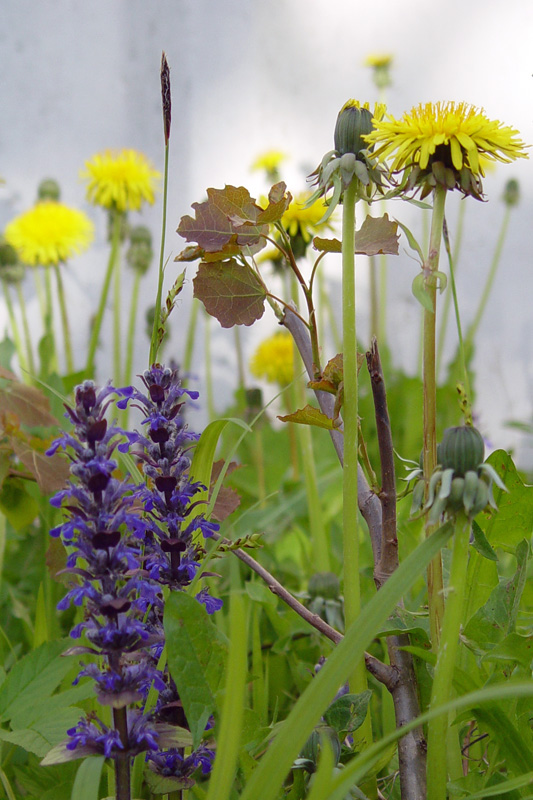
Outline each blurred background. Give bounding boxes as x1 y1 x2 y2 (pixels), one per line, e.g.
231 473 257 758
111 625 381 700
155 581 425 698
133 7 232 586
1 0 532 464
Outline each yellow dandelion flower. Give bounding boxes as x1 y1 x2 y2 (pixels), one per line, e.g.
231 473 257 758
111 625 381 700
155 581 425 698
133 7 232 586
5 201 94 266
282 192 333 244
367 101 528 174
250 331 294 386
251 150 287 175
364 53 393 69
81 149 160 212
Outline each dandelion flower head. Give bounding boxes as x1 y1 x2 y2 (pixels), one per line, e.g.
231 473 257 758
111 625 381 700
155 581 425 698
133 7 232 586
364 53 393 69
81 149 160 212
250 331 294 387
367 102 528 178
5 201 94 266
282 192 333 244
251 150 287 176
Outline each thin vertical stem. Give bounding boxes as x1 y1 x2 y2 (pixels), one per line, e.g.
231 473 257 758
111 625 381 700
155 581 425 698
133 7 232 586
426 513 471 800
124 270 142 389
465 205 511 351
15 281 35 377
341 179 374 783
150 141 169 366
43 267 59 374
113 245 122 385
182 296 199 377
112 707 131 800
423 183 447 650
53 263 74 373
204 312 215 421
234 325 246 393
2 281 27 374
86 211 122 377
436 199 466 377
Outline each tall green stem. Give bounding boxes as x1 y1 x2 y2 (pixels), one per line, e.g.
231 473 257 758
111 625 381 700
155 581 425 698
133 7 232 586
15 282 35 378
204 311 215 421
43 268 58 374
423 184 447 649
465 205 511 352
182 297 199 377
53 263 74 373
150 141 169 366
124 270 142 388
426 513 471 800
113 243 122 385
436 199 466 377
341 179 374 781
2 281 27 374
86 211 123 377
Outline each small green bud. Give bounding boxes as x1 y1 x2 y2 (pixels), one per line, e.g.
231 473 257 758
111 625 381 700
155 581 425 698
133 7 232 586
37 178 61 202
503 178 520 207
439 426 485 477
0 238 25 283
127 225 153 275
334 101 374 157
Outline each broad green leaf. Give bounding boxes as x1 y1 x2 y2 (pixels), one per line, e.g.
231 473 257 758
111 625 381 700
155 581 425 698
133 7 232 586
278 404 340 430
193 259 267 328
190 419 231 511
0 477 39 530
145 770 194 794
0 727 49 756
480 451 533 549
464 539 528 649
482 632 533 670
165 591 227 748
239 522 454 800
449 770 533 799
71 757 106 800
0 640 72 723
323 691 372 734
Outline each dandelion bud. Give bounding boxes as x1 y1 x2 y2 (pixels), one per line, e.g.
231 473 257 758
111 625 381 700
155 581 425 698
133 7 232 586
439 425 485 477
127 225 153 275
503 178 520 207
37 178 61 202
0 238 25 283
334 100 374 157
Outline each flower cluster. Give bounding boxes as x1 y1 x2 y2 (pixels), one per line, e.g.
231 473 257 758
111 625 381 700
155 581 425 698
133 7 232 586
48 367 220 785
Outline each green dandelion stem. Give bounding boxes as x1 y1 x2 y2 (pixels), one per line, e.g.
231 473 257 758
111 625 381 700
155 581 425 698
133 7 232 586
14 282 35 378
32 267 47 328
423 183 447 650
124 268 142 389
436 199 466 378
426 512 471 800
234 326 246 393
369 255 378 341
43 267 58 374
113 241 122 385
2 281 27 375
86 210 122 377
341 178 374 768
150 140 169 366
465 204 512 352
53 263 74 374
442 218 473 423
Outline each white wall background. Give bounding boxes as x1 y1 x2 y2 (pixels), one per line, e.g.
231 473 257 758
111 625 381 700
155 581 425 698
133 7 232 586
1 0 533 464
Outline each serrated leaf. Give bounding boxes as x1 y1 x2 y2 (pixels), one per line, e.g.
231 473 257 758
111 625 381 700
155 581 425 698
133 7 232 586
412 272 434 313
193 259 267 328
178 186 267 257
278 405 340 430
352 214 399 256
164 591 227 748
480 450 533 549
482 632 533 670
0 726 50 757
256 182 292 224
313 216 398 257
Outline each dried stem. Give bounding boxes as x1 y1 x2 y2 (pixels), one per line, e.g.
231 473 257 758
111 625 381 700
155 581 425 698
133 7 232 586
366 338 427 800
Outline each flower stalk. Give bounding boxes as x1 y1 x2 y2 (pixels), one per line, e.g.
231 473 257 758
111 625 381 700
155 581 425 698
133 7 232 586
53 263 74 373
426 512 471 799
423 183 447 648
